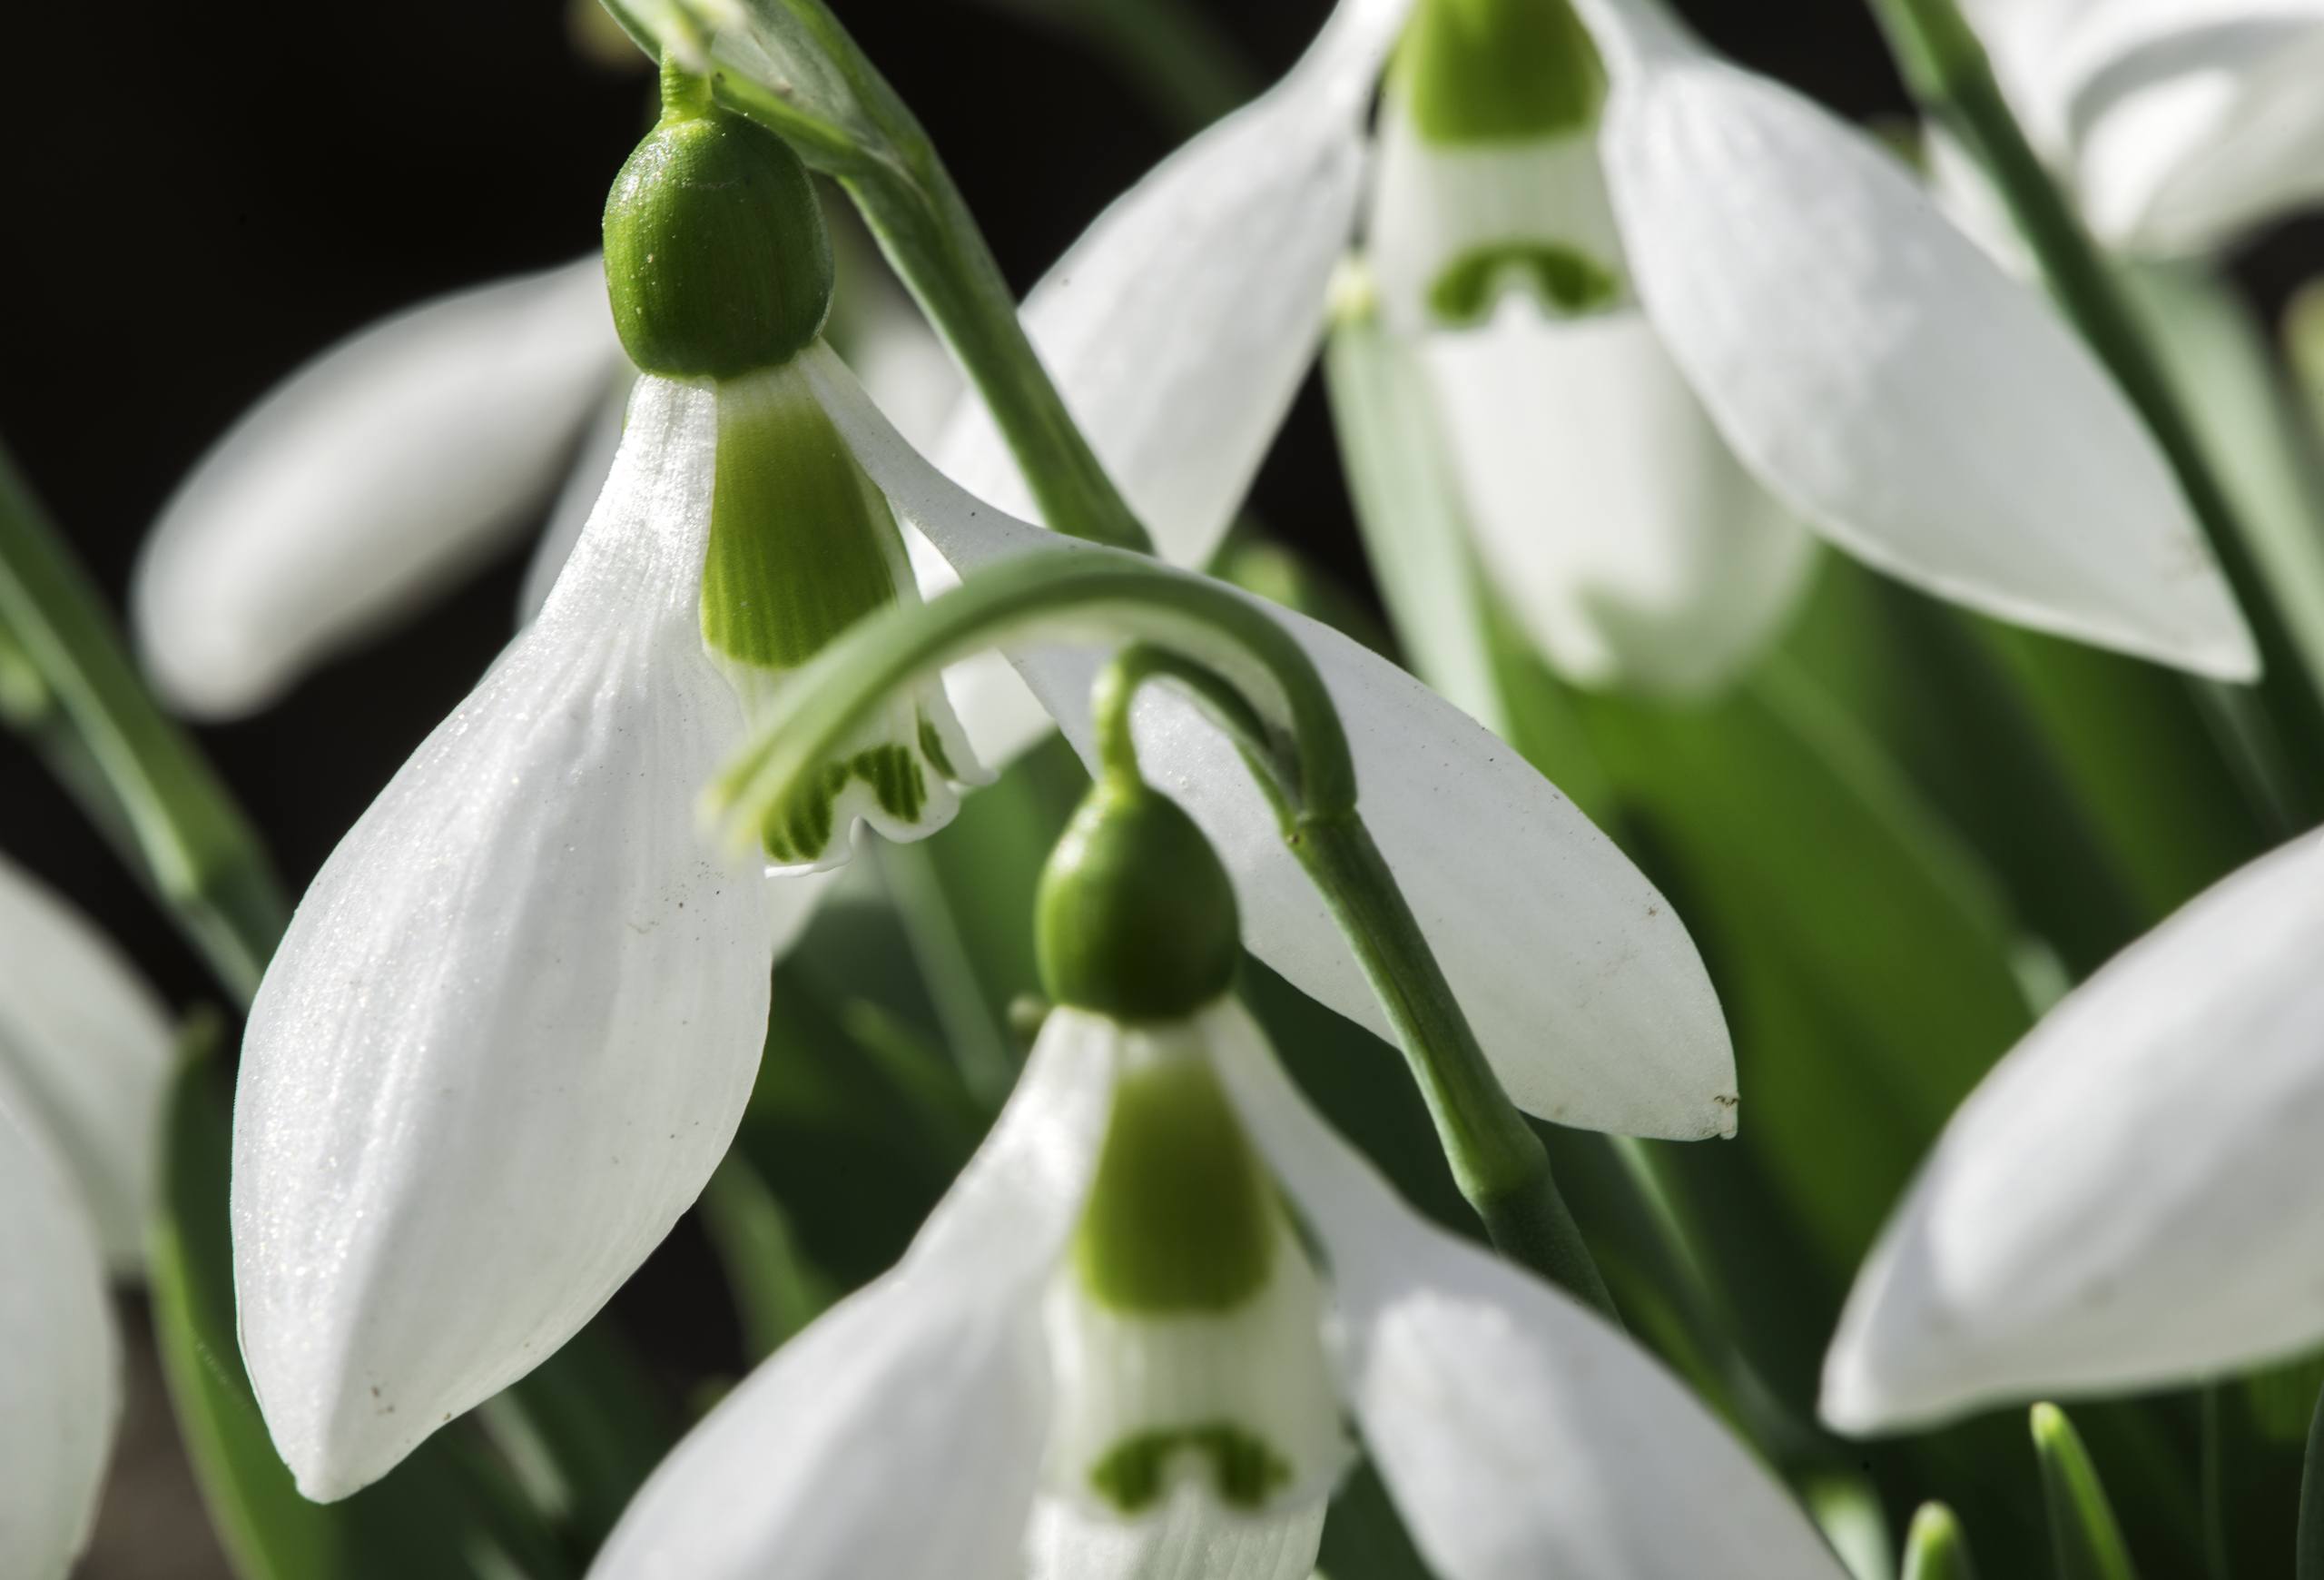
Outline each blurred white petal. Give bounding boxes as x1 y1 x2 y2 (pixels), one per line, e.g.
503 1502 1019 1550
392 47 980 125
814 348 1737 1141
1207 1002 1846 1580
1967 0 2324 253
1423 299 1815 696
589 1012 1121 1580
0 1103 117 1580
1026 1487 1324 1580
1571 0 2258 680
136 257 623 717
1823 834 2324 1433
0 853 172 1272
232 378 783 1500
934 0 1412 569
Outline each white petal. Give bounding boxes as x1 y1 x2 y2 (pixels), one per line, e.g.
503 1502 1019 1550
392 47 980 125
1204 1003 1847 1580
812 349 1736 1141
232 377 782 1500
135 257 624 717
0 853 173 1272
0 1102 118 1580
589 1012 1123 1580
1569 0 2259 680
1822 833 2324 1433
1025 1488 1324 1580
1423 299 1816 696
1973 0 2324 254
933 0 1412 569
519 374 633 625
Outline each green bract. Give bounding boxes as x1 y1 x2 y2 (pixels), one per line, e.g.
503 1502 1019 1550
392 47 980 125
1036 775 1241 1023
603 70 834 380
1401 0 1603 145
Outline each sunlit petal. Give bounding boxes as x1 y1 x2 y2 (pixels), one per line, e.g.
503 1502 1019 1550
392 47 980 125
1823 834 2324 1433
232 378 783 1499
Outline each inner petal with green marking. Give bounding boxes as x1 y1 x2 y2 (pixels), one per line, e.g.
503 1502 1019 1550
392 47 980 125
1042 1019 1349 1519
701 360 984 870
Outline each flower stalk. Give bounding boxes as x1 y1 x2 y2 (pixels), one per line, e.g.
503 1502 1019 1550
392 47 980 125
599 0 1153 554
1863 0 2324 831
713 550 1619 1318
0 440 285 1001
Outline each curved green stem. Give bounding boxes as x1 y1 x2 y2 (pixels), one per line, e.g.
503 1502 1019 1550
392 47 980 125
1864 0 2324 831
0 442 284 1000
714 554 1618 1318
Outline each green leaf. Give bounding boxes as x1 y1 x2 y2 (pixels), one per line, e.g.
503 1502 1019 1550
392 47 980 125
1807 1471 1896 1580
150 1030 568 1580
2033 1403 2140 1580
1903 1503 1979 1580
699 1153 839 1363
489 1321 675 1557
2300 1378 2324 1580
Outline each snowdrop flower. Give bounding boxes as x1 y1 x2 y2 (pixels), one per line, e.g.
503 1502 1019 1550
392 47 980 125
0 853 173 1577
591 775 1845 1580
1821 832 2324 1433
131 222 957 721
939 0 2257 719
232 74 982 1502
1961 0 2324 257
236 60 1736 1501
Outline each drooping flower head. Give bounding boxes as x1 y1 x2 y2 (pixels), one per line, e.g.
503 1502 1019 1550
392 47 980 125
591 744 1845 1579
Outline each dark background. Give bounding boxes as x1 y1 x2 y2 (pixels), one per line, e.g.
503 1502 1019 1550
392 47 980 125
5 3 2322 1573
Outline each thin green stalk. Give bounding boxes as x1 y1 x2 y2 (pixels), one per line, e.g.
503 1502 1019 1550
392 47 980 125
1863 0 2324 831
0 441 284 998
596 0 1153 553
711 553 1617 1318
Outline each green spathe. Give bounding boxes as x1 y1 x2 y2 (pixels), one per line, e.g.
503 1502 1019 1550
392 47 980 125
1037 776 1241 1022
1070 1045 1276 1314
603 71 834 380
1401 0 1603 145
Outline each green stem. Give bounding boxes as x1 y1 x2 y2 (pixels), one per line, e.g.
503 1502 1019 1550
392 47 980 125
713 553 1616 1318
0 441 285 999
1863 0 2324 831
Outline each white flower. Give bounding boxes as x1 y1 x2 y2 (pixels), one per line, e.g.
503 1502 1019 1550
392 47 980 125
0 854 169 1578
234 95 1730 1501
0 1099 118 1580
588 997 1845 1580
131 250 960 721
1821 832 2324 1434
937 0 2257 725
1962 0 2324 256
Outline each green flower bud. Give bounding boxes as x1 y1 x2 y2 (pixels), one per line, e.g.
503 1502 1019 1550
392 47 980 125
1036 775 1240 1022
603 69 834 380
1401 0 1603 146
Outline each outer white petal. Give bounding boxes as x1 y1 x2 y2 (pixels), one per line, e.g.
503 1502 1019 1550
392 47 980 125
812 348 1735 1141
1823 834 2324 1433
0 1102 119 1580
1968 0 2324 253
1423 299 1817 696
1569 0 2259 681
0 852 173 1271
590 1012 1122 1580
933 0 1413 570
135 257 624 717
232 377 783 1500
519 376 633 625
1205 1002 1846 1580
1025 1487 1324 1580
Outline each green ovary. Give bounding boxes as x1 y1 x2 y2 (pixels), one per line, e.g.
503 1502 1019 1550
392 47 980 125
1089 1423 1292 1514
1401 0 1602 145
1430 241 1620 323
